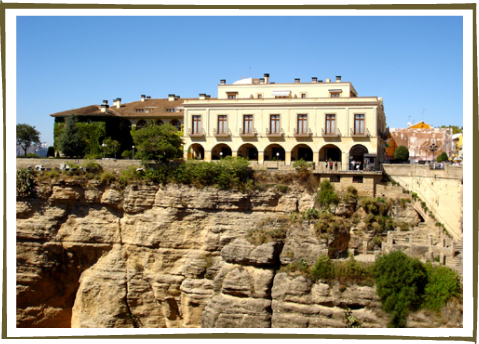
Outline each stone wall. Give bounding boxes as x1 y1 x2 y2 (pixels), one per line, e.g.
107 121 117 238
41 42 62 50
382 164 463 240
16 158 142 171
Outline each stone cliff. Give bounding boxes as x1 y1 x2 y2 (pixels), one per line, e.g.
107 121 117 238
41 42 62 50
16 180 461 328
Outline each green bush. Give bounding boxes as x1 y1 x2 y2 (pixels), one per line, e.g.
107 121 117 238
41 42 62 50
316 180 340 208
342 186 358 203
18 153 41 158
437 152 449 163
46 146 55 157
310 255 334 282
302 208 320 220
293 158 312 175
100 171 116 185
373 251 428 327
394 145 409 162
422 263 462 313
277 185 288 193
121 150 132 159
16 168 36 198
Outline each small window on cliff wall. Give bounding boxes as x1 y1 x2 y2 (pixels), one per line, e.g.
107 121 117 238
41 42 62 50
353 176 363 183
331 175 340 183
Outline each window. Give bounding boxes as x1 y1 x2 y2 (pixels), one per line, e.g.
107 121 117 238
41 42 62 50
258 94 262 99
353 176 363 183
218 115 227 134
325 114 336 134
170 119 181 130
244 115 253 134
331 175 340 183
301 93 306 99
270 115 280 133
192 115 201 134
330 92 340 98
297 114 308 134
166 108 176 113
354 114 365 134
228 94 236 99
135 109 145 113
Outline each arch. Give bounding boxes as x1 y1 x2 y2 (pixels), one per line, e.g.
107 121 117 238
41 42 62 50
238 143 259 160
319 144 342 163
188 143 205 160
264 143 286 161
120 119 132 131
350 144 369 170
212 143 232 160
291 143 313 162
156 119 164 126
170 119 181 130
136 119 147 130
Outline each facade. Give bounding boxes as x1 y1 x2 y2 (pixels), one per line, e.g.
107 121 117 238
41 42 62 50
50 94 188 154
385 123 453 162
183 74 387 170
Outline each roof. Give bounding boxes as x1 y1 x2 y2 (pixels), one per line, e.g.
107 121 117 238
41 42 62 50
233 78 260 85
50 97 206 118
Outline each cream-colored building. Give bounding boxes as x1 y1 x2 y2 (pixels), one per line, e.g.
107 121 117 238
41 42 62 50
183 74 387 170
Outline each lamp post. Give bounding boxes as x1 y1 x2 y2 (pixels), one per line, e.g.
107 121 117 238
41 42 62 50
102 143 106 159
276 152 280 169
132 145 135 160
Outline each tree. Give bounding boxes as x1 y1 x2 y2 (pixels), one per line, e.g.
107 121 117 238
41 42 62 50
102 137 121 159
439 125 463 134
130 122 183 164
57 115 86 157
437 152 449 163
394 145 409 162
373 251 428 327
46 146 55 157
17 124 41 156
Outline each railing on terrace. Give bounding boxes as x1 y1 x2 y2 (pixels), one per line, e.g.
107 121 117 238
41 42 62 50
350 128 370 138
321 128 341 137
293 128 313 137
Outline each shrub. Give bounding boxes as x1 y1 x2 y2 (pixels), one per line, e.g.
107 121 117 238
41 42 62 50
16 168 36 198
121 150 132 159
316 180 339 208
437 152 449 163
422 263 462 313
302 208 320 220
277 185 288 193
100 171 116 185
342 186 358 203
310 255 334 282
373 251 428 327
81 159 102 172
293 158 312 175
46 146 55 157
394 145 409 162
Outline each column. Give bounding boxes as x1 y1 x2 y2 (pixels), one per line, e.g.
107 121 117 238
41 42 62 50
258 151 264 164
204 150 212 162
342 151 350 171
285 151 292 166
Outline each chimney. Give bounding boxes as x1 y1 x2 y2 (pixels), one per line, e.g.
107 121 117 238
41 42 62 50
141 95 146 101
220 79 226 85
336 76 342 82
101 100 109 113
168 94 175 101
199 93 206 100
318 80 323 83
114 98 122 108
264 73 270 84
146 96 151 100
205 95 211 99
312 77 317 83
259 78 264 84
295 78 300 83
326 78 331 83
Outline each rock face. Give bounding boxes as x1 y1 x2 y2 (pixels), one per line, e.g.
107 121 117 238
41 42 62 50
16 181 462 328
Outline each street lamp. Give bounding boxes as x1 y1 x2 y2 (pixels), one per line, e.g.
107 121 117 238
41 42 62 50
102 143 106 159
276 152 280 169
132 145 135 160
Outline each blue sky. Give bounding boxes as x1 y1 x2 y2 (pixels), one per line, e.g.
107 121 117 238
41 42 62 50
16 15 464 147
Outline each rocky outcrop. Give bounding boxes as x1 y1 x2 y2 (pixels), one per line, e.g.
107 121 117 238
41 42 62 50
16 180 462 328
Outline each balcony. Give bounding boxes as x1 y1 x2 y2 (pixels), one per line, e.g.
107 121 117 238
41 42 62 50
265 127 284 138
213 128 231 138
239 127 257 138
321 128 341 137
187 128 206 138
293 127 313 138
350 128 370 138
